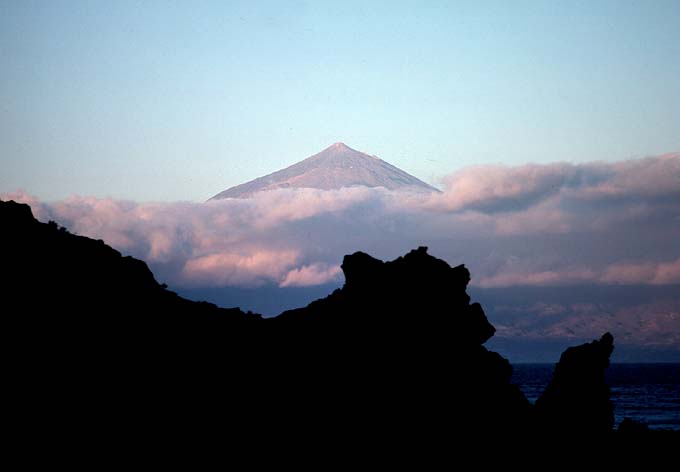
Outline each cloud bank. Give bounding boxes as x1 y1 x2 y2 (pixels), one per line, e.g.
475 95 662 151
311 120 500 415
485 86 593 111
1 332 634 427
3 153 680 291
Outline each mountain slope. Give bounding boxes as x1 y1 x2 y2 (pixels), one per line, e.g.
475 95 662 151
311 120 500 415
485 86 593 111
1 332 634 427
210 142 440 200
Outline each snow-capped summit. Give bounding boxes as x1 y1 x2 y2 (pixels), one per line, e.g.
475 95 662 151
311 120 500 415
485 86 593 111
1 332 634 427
209 142 440 200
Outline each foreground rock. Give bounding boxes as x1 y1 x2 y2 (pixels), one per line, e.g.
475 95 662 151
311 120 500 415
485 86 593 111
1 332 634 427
2 199 621 435
535 333 615 432
271 246 530 431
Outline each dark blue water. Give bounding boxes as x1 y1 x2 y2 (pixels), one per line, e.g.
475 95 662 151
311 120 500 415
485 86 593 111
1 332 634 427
512 363 680 431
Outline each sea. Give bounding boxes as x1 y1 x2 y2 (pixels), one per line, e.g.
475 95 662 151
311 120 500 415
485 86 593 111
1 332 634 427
512 363 680 431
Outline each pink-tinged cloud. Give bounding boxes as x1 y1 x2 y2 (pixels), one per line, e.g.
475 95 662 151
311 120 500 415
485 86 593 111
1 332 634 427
3 152 679 290
216 186 382 230
570 153 680 200
477 268 598 288
602 258 680 285
653 259 680 284
492 199 572 235
477 258 680 288
182 249 300 287
280 264 343 287
426 163 572 213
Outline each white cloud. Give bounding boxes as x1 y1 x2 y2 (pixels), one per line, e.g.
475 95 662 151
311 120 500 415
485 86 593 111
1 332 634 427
601 258 680 285
182 249 300 287
3 152 679 290
280 264 343 287
425 163 573 213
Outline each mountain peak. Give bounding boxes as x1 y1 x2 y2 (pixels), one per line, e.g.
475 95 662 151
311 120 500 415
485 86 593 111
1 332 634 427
209 143 440 200
328 142 353 151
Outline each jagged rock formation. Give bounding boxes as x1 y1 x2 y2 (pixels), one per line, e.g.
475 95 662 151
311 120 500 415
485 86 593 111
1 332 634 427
535 333 615 432
270 246 530 431
2 199 621 435
209 142 440 199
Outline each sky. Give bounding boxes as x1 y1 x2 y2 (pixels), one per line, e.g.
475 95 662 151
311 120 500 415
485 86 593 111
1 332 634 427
2 1 680 361
2 0 680 201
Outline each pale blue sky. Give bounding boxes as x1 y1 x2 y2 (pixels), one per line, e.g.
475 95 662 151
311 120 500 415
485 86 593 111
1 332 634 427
2 0 679 201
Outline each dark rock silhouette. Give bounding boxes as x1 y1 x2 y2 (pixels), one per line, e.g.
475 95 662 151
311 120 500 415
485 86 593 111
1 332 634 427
618 417 650 433
1 199 627 435
2 199 262 434
535 332 615 432
0 199 258 341
270 246 529 431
